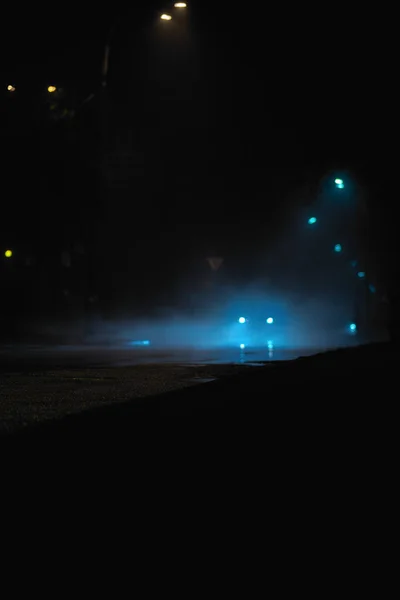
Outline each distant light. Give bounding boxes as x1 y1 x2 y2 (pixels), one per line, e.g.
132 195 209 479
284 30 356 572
240 343 245 350
267 340 274 349
357 271 366 278
350 260 357 268
160 13 172 20
238 317 246 324
174 2 187 6
337 183 345 189
130 340 150 346
266 317 274 324
308 217 317 225
369 283 376 293
4 249 13 258
47 85 57 93
349 323 357 333
334 178 344 189
334 243 342 253
7 85 15 92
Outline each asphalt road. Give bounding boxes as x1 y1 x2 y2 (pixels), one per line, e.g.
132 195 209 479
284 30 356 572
0 344 320 435
1 342 395 440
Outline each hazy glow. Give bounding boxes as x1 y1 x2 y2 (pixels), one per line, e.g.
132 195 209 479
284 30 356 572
238 317 246 324
267 340 274 349
174 2 187 6
308 217 317 224
334 178 343 185
266 317 274 324
349 323 357 332
334 244 342 252
47 86 57 93
4 249 13 258
7 85 15 92
160 13 172 20
369 284 376 293
240 343 245 349
357 271 365 278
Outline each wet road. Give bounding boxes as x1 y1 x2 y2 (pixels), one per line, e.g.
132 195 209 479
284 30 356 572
0 344 318 372
0 344 321 433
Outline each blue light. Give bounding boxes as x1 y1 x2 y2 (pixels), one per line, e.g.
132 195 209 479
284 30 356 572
267 340 274 350
349 323 357 333
238 317 246 324
335 178 344 189
369 283 376 293
266 317 274 324
131 340 150 346
357 271 366 278
308 217 317 225
240 343 245 349
334 243 342 253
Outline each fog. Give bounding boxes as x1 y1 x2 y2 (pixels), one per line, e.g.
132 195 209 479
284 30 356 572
17 279 387 352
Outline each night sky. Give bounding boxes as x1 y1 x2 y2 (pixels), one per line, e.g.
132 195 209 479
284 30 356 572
2 1 397 314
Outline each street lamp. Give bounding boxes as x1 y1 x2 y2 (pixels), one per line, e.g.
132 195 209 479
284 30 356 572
7 85 15 92
174 2 187 6
160 14 172 20
47 85 57 93
4 249 13 258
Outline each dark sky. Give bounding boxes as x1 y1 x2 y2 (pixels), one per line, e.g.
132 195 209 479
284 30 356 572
2 1 397 303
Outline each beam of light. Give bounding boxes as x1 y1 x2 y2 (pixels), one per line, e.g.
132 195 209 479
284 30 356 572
160 13 172 20
334 243 342 253
308 216 317 225
47 85 57 93
266 317 274 324
4 249 13 258
7 85 15 92
238 317 246 324
357 271 366 278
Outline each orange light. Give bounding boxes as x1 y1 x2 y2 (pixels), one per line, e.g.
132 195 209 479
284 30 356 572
47 85 57 93
7 85 15 92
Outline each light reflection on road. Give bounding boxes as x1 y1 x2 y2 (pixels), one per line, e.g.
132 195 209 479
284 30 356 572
0 345 323 371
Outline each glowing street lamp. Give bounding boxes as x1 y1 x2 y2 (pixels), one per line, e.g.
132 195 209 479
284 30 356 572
47 85 57 93
174 2 187 6
7 85 15 92
160 13 172 20
4 249 13 258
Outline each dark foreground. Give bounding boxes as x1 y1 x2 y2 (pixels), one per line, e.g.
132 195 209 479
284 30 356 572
1 342 397 449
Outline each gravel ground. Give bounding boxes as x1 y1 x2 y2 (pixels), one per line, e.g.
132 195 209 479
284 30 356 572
0 362 255 434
